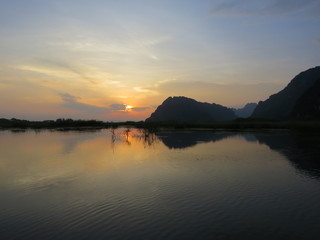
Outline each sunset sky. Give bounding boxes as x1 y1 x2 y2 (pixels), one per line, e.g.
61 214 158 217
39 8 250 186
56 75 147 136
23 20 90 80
1 0 319 121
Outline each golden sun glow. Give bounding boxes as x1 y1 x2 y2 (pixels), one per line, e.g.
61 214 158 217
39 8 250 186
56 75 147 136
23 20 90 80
125 105 133 111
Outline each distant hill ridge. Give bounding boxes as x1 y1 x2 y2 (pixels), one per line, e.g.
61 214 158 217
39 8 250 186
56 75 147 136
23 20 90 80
146 66 320 122
233 103 257 118
252 66 320 119
145 96 236 122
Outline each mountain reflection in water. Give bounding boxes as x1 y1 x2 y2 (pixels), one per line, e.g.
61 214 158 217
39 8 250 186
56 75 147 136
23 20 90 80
1 128 320 240
254 133 320 179
147 130 320 179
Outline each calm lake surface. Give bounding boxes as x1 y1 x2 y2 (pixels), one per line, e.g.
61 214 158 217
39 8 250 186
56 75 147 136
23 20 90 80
1 128 320 240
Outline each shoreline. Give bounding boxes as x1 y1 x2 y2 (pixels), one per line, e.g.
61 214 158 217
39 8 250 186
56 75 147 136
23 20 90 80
1 119 320 132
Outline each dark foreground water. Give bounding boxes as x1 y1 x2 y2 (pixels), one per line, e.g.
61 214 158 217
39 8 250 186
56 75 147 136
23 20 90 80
1 129 320 240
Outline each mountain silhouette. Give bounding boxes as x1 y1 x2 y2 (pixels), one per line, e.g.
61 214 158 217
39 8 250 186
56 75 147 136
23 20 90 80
251 66 320 119
292 78 320 119
233 103 257 118
145 96 236 122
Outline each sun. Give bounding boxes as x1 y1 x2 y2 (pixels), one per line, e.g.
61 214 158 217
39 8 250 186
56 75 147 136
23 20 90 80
125 105 133 111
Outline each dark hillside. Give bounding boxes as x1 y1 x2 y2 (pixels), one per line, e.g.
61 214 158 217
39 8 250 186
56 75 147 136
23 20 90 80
146 96 236 122
252 66 320 119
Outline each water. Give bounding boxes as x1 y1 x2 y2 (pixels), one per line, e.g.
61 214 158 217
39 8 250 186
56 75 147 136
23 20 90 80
1 128 320 239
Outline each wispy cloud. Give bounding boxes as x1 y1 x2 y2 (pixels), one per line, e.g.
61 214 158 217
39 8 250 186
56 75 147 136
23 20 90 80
59 93 151 114
50 33 170 61
133 86 158 95
131 107 153 112
16 58 124 86
18 65 78 79
59 93 108 114
109 104 126 111
211 0 319 16
17 61 97 84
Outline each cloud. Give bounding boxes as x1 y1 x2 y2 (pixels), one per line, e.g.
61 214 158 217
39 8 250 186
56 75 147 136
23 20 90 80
18 65 78 79
17 57 132 88
262 0 319 15
60 93 148 114
131 107 153 112
60 93 79 101
51 33 170 62
211 0 319 16
108 104 152 112
59 93 108 114
18 58 99 84
109 104 126 111
133 86 158 95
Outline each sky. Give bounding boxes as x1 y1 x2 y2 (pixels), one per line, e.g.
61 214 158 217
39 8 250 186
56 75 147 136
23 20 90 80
0 0 319 121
